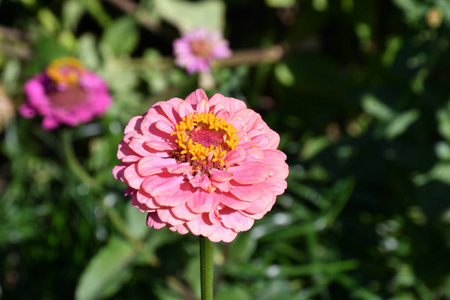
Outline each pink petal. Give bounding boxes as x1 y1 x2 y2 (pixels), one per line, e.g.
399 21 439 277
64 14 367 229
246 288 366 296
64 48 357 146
153 182 194 207
137 155 176 176
220 208 255 232
212 102 226 116
168 224 190 235
112 163 127 180
154 119 175 135
130 195 154 212
145 140 173 151
242 191 275 214
263 180 288 195
129 137 152 156
212 179 229 192
166 163 192 174
186 190 220 213
141 174 184 197
146 212 166 229
210 169 233 182
208 209 222 224
232 109 263 131
177 101 194 118
157 208 186 226
208 93 247 115
228 161 270 184
185 89 208 107
215 109 230 122
155 101 181 124
135 190 161 209
170 203 200 221
123 164 145 189
207 225 238 243
125 114 145 134
262 148 286 165
117 141 141 163
223 147 246 165
186 215 218 236
196 99 210 114
229 183 263 202
241 198 276 220
218 193 253 210
189 174 211 189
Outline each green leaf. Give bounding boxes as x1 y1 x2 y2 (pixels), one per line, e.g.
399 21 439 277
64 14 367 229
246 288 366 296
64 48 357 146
184 256 201 297
300 136 330 160
228 231 257 262
1 58 21 93
313 0 328 11
384 109 419 139
437 106 450 141
125 205 147 239
392 0 427 25
78 0 111 27
37 8 60 34
274 62 295 87
24 35 72 76
216 283 252 300
382 36 403 67
361 93 394 121
154 0 225 32
435 141 450 161
416 162 450 186
265 0 296 8
101 17 139 57
75 236 136 300
62 0 86 31
77 33 100 70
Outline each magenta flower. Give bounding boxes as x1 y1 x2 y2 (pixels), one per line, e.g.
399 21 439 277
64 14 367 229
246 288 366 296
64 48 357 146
19 57 112 130
113 89 288 242
173 28 232 74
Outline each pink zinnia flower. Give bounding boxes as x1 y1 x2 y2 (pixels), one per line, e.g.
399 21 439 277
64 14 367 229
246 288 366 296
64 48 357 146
173 28 232 74
113 89 288 242
19 57 112 130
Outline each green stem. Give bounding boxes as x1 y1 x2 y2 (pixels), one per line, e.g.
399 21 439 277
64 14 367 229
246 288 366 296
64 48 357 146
61 129 98 190
200 236 214 300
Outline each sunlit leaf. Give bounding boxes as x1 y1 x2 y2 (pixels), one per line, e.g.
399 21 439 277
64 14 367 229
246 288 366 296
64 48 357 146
265 0 296 8
275 62 295 87
62 0 86 31
384 109 419 139
216 283 252 300
37 8 60 34
101 17 139 57
361 93 394 121
126 205 147 239
154 0 225 32
75 236 135 300
78 0 111 27
437 106 450 141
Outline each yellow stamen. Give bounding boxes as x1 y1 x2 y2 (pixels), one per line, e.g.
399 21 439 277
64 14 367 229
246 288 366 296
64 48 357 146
171 112 239 167
46 57 87 84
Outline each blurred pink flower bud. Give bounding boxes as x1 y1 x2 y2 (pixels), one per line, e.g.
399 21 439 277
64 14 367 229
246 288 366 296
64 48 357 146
19 57 112 130
173 28 232 74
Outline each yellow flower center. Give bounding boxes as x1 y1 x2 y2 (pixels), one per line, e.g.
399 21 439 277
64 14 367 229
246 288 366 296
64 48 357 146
171 112 239 169
46 57 87 85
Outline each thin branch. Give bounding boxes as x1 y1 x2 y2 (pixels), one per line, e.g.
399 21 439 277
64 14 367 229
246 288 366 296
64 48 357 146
0 25 31 42
104 0 160 33
215 37 320 68
0 43 32 59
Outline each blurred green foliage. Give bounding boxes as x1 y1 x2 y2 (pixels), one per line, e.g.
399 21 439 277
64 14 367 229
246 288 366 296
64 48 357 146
1 0 450 299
